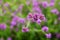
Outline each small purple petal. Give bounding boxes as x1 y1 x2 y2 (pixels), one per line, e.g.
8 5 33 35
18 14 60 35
22 27 29 32
51 9 59 15
36 19 41 24
7 37 12 40
42 1 49 8
45 33 51 38
42 26 49 32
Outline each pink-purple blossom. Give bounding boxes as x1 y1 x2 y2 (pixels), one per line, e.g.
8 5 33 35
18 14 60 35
0 23 6 30
7 37 12 40
22 27 29 32
36 19 41 24
49 2 55 7
51 9 59 15
56 33 60 38
45 33 51 38
42 26 49 32
42 1 49 8
4 3 9 7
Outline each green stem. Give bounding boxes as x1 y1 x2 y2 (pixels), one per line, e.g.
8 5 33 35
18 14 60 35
26 21 30 27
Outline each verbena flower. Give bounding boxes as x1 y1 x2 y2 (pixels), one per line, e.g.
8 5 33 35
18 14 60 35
50 0 55 2
42 26 49 32
32 0 39 7
32 13 39 22
7 37 12 40
39 14 46 21
22 27 29 32
49 0 55 7
42 1 49 8
33 7 41 13
11 21 16 26
12 16 19 21
49 2 55 7
27 13 33 20
58 17 60 20
0 23 6 30
11 16 19 26
36 19 41 24
51 9 59 15
18 18 25 24
32 0 41 13
56 33 60 38
45 33 51 38
4 2 9 7
0 0 2 5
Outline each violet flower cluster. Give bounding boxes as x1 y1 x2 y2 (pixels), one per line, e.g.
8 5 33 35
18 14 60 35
0 0 60 40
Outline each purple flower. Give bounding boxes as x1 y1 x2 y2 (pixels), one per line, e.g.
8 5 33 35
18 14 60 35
58 17 60 20
49 2 55 7
22 27 29 32
18 18 25 24
12 16 19 21
51 9 59 15
32 0 38 7
11 21 16 26
33 7 41 13
0 0 2 5
42 26 49 32
7 37 12 40
32 13 39 22
36 19 41 24
0 23 6 30
42 1 49 8
4 3 9 7
10 16 19 26
56 33 60 38
39 14 46 21
50 0 55 2
27 13 33 20
45 33 51 38
49 0 55 7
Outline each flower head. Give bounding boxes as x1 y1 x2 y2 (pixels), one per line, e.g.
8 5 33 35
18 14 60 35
7 37 12 40
39 14 46 21
32 0 38 7
33 7 41 13
36 19 41 24
18 18 25 24
4 2 9 7
51 9 59 15
22 27 29 32
42 26 49 32
56 33 60 38
45 33 51 38
49 2 55 7
0 23 6 30
32 13 39 22
11 21 16 26
27 13 33 20
42 1 49 8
